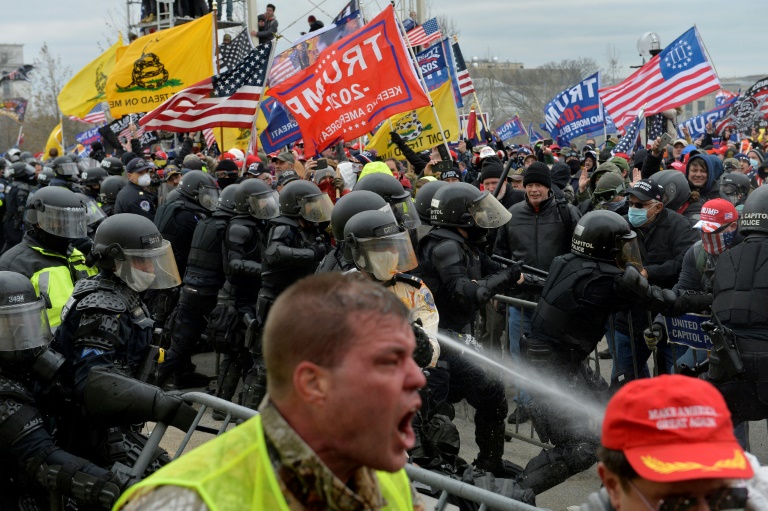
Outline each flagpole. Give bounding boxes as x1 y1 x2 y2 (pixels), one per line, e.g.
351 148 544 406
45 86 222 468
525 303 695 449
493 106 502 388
241 40 279 175
694 24 721 82
59 113 66 152
392 4 453 163
15 125 23 147
211 7 225 153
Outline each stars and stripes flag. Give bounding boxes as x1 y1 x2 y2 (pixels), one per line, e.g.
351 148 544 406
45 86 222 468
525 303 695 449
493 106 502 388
140 41 274 132
612 108 645 156
715 88 738 107
219 29 254 73
69 103 107 125
203 128 216 148
451 38 475 97
404 18 442 47
646 113 666 144
599 27 720 131
0 64 34 83
119 123 144 140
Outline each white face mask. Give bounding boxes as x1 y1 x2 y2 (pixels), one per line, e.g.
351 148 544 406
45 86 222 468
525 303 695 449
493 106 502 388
366 250 400 281
126 268 156 292
137 173 152 187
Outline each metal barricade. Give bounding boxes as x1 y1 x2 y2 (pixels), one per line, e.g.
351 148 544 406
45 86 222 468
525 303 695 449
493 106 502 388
129 392 547 510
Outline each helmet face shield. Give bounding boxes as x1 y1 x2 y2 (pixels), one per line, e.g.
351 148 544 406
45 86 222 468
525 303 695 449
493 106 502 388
115 240 181 292
299 193 334 222
83 198 107 226
392 196 421 230
198 186 220 212
617 234 643 270
247 190 280 220
36 204 88 239
77 158 99 173
352 231 418 281
468 192 512 228
0 299 51 352
57 162 79 177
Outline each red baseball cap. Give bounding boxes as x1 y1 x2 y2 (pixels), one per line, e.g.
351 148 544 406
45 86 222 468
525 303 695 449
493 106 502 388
602 375 753 483
694 198 738 233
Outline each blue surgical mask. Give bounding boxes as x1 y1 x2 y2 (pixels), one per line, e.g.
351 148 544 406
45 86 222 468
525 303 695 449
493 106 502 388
750 158 760 168
603 198 626 212
627 207 649 227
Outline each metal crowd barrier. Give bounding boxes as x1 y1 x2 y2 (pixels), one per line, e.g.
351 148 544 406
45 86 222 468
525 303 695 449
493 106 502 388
130 392 546 510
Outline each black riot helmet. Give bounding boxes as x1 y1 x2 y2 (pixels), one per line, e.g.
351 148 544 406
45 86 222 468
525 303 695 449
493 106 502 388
739 185 768 235
330 190 389 242
6 148 20 163
99 176 129 204
91 213 182 292
100 156 125 176
0 271 52 366
80 167 109 186
571 210 642 270
75 192 107 229
176 170 220 212
430 182 511 229
719 172 751 209
353 173 420 229
653 169 691 213
344 209 418 282
234 178 279 219
217 182 239 214
19 151 34 164
279 180 334 222
24 186 87 239
37 167 55 187
51 155 79 180
414 180 448 224
9 162 36 183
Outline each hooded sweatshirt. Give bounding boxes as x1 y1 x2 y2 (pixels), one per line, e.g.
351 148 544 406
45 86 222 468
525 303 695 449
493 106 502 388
685 153 723 199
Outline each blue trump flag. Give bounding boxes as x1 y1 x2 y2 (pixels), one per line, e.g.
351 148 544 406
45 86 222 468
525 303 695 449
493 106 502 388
259 97 301 153
543 71 604 144
528 122 543 144
496 115 526 141
677 96 738 140
414 39 463 107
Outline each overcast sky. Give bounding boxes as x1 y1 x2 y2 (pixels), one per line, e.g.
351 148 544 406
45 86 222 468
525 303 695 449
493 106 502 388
2 0 765 86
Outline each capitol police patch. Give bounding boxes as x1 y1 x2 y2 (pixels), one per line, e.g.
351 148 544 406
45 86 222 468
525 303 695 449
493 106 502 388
140 200 151 212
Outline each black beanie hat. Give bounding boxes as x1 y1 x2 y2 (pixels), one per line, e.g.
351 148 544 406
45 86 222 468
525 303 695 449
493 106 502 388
523 162 552 188
216 159 239 173
479 161 503 183
121 151 137 166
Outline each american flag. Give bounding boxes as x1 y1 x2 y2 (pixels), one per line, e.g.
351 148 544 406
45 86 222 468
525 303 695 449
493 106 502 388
646 113 665 144
268 49 306 86
203 128 216 148
70 103 107 125
715 89 737 107
220 30 254 73
599 27 720 131
612 108 645 156
451 38 474 97
404 18 442 47
119 123 145 140
140 41 273 131
0 64 34 83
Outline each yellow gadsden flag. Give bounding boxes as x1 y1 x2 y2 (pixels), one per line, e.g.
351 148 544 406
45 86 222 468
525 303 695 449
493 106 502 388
214 127 252 153
58 38 123 119
366 81 459 160
106 14 214 117
43 123 63 159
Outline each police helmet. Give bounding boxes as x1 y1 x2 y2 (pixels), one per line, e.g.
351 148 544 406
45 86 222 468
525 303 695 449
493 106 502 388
80 167 109 186
413 181 448 225
24 187 87 239
177 170 220 212
100 157 125 176
592 172 627 207
571 210 642 269
37 167 55 187
19 151 34 164
51 155 79 180
91 213 182 292
344 209 418 281
0 271 52 366
99 176 129 204
9 162 36 183
653 169 692 213
6 148 20 163
330 190 389 242
74 192 107 228
719 172 751 208
353 173 420 229
217 182 239 215
739 185 768 235
430 182 511 229
234 178 279 219
279 180 334 222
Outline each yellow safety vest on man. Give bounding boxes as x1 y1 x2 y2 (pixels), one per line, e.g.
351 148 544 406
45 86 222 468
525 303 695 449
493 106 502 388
115 414 414 511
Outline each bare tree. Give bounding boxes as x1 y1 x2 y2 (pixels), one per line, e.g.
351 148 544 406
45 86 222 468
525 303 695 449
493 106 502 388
605 44 621 87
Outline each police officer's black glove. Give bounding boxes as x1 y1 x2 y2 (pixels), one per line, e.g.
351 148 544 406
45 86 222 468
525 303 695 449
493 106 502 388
504 261 523 286
154 391 198 431
71 237 93 256
618 265 645 294
411 320 433 368
390 131 404 146
672 291 713 315
310 243 327 261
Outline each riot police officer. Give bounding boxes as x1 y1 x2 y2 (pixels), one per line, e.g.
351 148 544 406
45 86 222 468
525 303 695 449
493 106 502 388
80 166 110 202
352 172 421 232
99 175 129 217
0 271 128 509
55 213 182 398
114 158 157 220
49 155 83 191
2 161 36 251
100 156 126 177
413 182 532 478
412 179 447 240
705 186 768 437
155 184 240 390
518 210 712 494
0 186 97 328
36 166 55 190
210 179 279 410
316 190 389 273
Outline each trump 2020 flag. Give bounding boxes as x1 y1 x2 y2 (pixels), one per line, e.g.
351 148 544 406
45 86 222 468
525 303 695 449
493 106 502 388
599 27 720 131
266 5 430 156
259 97 301 153
496 115 526 142
677 96 738 140
543 72 604 145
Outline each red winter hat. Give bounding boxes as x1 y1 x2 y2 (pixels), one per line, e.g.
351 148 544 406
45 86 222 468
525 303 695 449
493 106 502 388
246 153 261 167
220 152 236 161
602 375 752 483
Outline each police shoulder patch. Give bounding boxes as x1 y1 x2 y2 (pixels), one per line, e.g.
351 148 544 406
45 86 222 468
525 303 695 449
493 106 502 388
140 200 151 212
